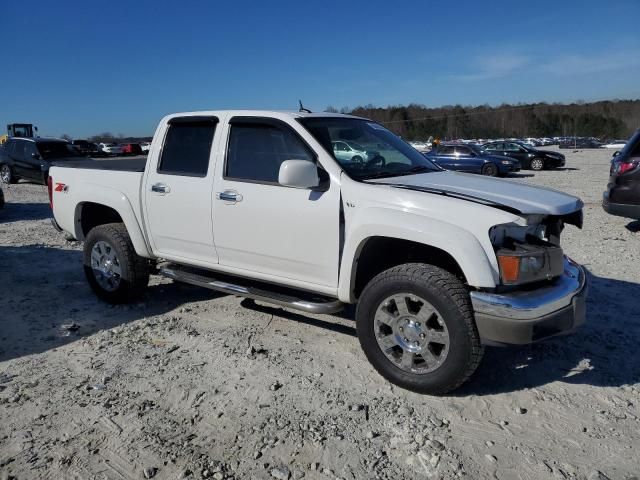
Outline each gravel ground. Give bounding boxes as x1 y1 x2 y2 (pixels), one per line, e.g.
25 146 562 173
0 148 639 480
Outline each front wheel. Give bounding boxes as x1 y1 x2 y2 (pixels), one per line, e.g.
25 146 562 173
481 163 499 177
530 158 545 171
0 164 16 184
83 223 150 303
356 263 484 394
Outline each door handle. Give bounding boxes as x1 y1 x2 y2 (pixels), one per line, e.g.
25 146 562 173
217 190 243 203
151 183 170 194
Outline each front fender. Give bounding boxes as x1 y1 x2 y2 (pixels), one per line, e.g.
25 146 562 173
337 208 499 303
71 184 152 258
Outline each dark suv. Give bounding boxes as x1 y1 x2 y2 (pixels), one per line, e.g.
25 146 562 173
0 137 83 185
482 141 565 170
603 129 640 220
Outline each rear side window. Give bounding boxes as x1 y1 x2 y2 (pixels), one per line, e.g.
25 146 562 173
12 141 27 160
158 119 217 176
226 121 314 183
438 145 455 155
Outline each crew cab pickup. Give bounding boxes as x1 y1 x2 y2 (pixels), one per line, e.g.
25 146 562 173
49 111 587 394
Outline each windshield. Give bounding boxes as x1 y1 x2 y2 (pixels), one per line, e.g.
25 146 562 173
37 142 83 159
299 117 440 180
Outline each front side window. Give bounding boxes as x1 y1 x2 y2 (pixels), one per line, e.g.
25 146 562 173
300 117 439 180
158 119 216 176
226 121 314 183
504 143 521 152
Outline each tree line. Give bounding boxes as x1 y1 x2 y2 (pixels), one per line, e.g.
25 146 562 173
326 99 640 140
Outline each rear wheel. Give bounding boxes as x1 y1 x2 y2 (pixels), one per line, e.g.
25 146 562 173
530 158 545 171
83 223 149 303
481 163 498 177
1 164 16 184
356 263 484 394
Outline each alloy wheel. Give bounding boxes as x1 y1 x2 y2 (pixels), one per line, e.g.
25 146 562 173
90 240 122 291
0 165 11 183
374 294 450 374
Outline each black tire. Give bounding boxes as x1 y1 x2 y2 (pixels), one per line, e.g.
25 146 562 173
530 157 545 171
83 223 150 303
356 263 484 394
0 164 16 184
481 163 499 177
351 155 363 163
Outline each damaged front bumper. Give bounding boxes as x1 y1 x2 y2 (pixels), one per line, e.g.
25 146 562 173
470 257 587 345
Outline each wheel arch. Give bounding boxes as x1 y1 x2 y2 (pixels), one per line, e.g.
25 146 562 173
74 199 152 258
338 218 499 303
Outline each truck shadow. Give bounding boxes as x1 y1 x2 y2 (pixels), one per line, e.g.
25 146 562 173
0 202 52 223
0 245 220 363
3 245 638 395
458 271 640 395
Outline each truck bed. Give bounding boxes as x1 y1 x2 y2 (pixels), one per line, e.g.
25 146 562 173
51 157 147 172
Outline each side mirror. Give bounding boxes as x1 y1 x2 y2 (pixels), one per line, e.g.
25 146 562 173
613 150 620 157
31 153 41 160
278 159 319 189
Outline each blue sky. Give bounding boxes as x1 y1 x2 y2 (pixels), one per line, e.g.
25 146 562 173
1 0 639 137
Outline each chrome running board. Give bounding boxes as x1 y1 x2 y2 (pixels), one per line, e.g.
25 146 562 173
159 264 344 315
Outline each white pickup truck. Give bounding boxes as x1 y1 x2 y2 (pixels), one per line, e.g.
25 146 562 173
49 111 587 394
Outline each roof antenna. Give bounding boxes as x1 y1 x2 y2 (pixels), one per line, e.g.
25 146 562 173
298 100 312 113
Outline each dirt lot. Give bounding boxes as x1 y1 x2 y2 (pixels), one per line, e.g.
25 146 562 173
1 148 639 480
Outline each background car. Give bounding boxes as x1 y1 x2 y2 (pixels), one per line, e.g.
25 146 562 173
331 140 379 164
603 140 628 149
71 139 102 156
559 137 603 149
482 140 565 170
0 137 84 185
140 142 151 154
424 143 520 176
121 143 143 155
603 129 640 220
98 143 123 155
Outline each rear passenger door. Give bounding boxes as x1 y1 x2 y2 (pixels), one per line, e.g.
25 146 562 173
143 116 220 264
212 117 341 289
9 140 37 180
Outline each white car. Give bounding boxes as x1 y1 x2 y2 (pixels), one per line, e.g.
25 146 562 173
603 140 627 149
48 110 587 394
98 143 123 155
140 142 151 153
332 140 376 163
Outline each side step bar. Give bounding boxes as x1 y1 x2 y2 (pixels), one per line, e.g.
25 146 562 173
159 264 345 315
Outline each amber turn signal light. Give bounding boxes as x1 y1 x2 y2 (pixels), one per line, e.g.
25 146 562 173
497 255 521 283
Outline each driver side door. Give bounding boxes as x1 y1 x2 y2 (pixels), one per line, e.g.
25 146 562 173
212 117 341 288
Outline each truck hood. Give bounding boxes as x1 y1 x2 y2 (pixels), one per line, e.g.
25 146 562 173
366 171 583 216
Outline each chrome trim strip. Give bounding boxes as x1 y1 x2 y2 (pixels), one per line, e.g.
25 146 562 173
160 267 344 315
470 257 586 320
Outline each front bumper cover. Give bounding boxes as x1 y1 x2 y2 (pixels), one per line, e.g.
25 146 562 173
470 257 587 345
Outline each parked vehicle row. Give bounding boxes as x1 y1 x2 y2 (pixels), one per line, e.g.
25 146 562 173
424 143 519 176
